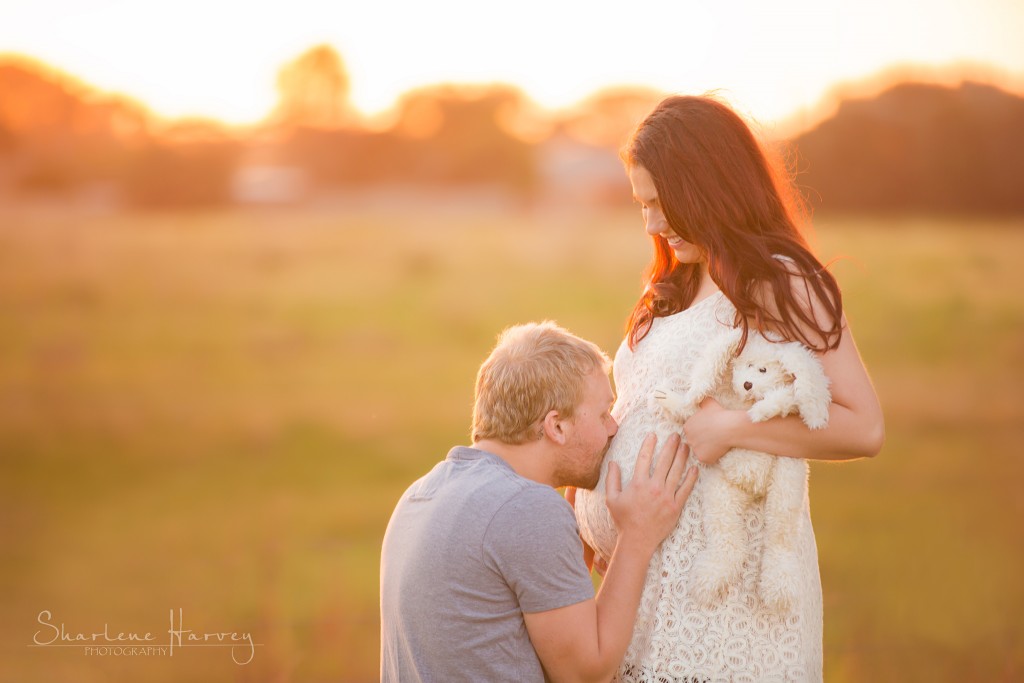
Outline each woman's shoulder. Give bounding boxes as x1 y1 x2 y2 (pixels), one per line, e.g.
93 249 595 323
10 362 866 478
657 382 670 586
770 253 801 278
752 252 845 345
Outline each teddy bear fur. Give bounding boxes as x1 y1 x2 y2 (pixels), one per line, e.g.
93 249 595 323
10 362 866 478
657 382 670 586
653 326 831 612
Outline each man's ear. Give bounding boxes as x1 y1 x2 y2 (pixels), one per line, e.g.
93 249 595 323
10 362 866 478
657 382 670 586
540 409 568 445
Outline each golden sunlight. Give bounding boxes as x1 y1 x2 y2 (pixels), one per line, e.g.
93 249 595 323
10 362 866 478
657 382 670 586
1 0 1022 126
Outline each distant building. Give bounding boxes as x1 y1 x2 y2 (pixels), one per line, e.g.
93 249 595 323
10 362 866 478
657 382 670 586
231 164 308 205
537 131 630 206
230 133 309 205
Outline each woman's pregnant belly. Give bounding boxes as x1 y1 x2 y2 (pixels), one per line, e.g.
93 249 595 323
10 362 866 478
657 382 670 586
575 411 682 561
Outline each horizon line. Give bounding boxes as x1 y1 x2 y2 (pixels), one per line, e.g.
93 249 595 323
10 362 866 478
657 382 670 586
2 50 1023 139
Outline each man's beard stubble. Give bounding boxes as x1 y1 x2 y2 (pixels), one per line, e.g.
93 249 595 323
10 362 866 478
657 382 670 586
556 436 612 491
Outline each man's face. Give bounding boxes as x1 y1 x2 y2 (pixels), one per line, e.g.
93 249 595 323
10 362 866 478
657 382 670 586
555 369 618 490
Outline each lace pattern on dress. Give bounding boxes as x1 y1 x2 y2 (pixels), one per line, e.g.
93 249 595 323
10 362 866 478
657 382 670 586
575 292 823 682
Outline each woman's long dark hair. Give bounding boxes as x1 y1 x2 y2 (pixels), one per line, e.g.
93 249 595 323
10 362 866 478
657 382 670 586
622 95 843 352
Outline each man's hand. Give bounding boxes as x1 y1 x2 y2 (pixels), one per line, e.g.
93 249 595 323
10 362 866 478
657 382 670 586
606 433 697 553
524 434 697 683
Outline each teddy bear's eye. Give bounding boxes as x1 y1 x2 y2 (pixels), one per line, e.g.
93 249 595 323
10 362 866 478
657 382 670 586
759 367 767 373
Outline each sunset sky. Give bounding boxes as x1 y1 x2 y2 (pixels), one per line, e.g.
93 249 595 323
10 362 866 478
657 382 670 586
1 0 1022 129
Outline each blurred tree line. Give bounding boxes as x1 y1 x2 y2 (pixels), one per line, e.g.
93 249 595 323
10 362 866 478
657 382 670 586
793 81 1024 214
0 47 656 208
1 46 1022 212
0 56 238 207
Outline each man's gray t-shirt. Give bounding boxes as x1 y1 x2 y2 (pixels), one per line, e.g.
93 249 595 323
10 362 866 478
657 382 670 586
380 446 595 682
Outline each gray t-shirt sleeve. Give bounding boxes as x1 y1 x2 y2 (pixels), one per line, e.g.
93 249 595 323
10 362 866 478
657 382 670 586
483 486 596 614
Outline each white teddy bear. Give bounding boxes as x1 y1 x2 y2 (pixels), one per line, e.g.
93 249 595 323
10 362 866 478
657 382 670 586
653 326 831 612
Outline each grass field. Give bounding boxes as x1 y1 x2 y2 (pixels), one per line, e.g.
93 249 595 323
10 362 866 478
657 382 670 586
1 203 1022 682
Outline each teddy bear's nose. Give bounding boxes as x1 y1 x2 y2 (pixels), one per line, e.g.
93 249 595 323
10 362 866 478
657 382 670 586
743 381 753 391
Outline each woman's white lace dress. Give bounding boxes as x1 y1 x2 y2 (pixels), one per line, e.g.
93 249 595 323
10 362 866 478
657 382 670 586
575 291 823 683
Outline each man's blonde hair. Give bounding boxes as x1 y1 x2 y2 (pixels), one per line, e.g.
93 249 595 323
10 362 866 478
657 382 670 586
472 321 611 445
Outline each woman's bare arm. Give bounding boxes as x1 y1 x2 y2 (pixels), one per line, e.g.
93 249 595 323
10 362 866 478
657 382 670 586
683 321 884 462
683 264 884 463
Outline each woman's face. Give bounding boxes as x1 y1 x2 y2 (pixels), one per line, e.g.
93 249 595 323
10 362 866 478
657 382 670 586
628 165 704 265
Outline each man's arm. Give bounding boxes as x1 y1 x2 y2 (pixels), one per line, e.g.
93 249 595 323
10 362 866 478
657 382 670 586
524 434 697 683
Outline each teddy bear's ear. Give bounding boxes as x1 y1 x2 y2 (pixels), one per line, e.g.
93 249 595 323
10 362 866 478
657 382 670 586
778 342 832 429
686 326 743 405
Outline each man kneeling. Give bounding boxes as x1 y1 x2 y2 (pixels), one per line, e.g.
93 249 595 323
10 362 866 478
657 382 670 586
380 321 698 682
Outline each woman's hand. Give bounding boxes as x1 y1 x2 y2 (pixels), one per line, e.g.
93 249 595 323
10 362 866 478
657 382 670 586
682 397 746 464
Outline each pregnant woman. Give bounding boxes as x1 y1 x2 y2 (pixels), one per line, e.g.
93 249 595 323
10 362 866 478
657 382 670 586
573 96 884 682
